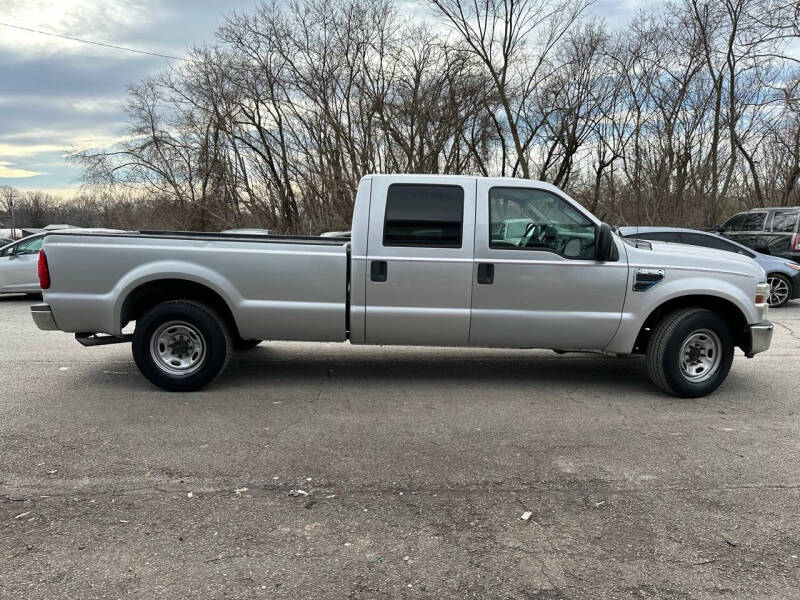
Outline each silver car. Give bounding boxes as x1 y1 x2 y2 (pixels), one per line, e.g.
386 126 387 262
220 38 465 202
0 234 46 294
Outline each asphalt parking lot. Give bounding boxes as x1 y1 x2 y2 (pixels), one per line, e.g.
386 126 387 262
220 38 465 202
1 295 799 599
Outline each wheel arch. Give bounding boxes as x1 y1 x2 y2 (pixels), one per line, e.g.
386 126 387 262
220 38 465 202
120 279 241 339
633 294 749 354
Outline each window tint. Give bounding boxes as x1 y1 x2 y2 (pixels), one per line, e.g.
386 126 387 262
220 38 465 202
680 232 752 256
771 211 798 233
742 212 767 231
489 187 596 258
721 213 746 232
383 184 463 247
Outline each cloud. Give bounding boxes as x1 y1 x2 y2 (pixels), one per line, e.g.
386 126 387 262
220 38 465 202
0 162 43 178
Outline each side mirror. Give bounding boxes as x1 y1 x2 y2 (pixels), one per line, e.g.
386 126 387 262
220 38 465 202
596 223 614 262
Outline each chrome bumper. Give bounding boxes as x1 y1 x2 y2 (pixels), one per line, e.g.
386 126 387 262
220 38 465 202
745 322 773 357
30 303 59 331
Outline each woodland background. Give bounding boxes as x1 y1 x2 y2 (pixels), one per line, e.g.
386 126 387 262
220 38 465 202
2 0 799 234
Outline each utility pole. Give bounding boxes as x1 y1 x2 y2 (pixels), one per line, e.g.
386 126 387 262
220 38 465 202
10 194 15 239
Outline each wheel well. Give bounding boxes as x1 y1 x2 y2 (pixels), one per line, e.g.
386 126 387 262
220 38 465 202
121 279 240 338
633 295 749 353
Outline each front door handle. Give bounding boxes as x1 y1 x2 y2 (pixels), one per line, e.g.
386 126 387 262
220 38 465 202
370 260 388 282
477 263 494 284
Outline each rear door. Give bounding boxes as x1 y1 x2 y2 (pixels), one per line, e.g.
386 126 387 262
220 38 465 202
469 181 627 350
364 177 476 346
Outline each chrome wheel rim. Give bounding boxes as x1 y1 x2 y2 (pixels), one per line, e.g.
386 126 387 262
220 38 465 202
150 321 206 377
767 276 789 307
679 329 721 383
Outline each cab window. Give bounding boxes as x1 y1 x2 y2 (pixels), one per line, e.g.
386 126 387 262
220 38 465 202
383 184 463 248
489 187 596 259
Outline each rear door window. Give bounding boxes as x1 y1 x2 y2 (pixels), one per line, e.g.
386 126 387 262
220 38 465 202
383 184 464 248
771 211 799 233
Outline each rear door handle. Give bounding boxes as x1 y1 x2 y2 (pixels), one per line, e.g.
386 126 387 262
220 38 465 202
370 260 388 282
477 263 494 284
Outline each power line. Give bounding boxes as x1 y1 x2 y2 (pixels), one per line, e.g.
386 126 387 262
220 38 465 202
0 22 189 61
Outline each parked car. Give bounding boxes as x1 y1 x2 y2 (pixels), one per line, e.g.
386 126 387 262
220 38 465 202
0 234 46 294
717 207 800 261
319 230 351 238
0 237 13 247
32 175 772 398
1 230 122 295
618 227 800 308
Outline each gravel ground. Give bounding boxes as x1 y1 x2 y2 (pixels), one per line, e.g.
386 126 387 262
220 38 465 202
1 294 799 599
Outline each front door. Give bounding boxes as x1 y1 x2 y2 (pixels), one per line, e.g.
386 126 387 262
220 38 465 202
364 177 476 346
468 181 627 350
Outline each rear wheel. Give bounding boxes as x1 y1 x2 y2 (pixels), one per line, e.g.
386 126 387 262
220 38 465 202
132 300 232 391
766 273 792 308
646 308 734 398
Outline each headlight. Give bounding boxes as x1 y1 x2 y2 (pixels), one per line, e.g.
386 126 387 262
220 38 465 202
785 262 800 271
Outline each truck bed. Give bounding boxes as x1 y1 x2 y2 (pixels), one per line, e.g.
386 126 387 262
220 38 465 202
42 230 350 342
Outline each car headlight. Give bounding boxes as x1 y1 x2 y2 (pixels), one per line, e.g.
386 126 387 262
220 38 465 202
785 262 800 271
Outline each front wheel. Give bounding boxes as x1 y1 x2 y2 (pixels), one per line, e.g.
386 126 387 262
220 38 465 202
767 273 792 308
132 300 232 392
646 308 734 398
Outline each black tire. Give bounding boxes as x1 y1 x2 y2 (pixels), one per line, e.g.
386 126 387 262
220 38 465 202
646 308 734 398
132 300 232 392
766 273 792 308
233 338 262 350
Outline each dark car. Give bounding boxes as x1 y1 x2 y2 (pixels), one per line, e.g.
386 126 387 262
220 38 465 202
716 207 800 260
618 226 800 307
0 237 12 247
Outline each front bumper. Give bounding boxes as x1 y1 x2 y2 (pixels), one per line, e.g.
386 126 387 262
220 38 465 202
744 322 773 357
31 303 59 331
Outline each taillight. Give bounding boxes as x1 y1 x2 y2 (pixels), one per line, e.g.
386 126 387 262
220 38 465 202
38 250 50 289
791 233 800 252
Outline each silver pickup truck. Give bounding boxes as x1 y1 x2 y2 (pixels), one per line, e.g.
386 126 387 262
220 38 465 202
31 175 773 397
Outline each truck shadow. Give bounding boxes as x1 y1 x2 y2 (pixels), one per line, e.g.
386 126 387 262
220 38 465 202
220 346 657 395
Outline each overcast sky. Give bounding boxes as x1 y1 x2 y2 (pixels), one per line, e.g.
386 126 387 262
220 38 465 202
0 0 643 196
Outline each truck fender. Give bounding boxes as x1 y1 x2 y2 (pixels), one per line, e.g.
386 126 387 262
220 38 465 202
110 261 242 336
605 274 756 355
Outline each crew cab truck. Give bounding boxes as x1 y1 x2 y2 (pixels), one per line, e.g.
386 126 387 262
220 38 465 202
31 175 773 397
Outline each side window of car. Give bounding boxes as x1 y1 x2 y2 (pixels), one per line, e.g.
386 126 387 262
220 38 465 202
680 232 749 255
771 211 799 233
489 187 596 258
720 213 746 232
742 212 767 232
15 237 43 255
383 184 464 248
